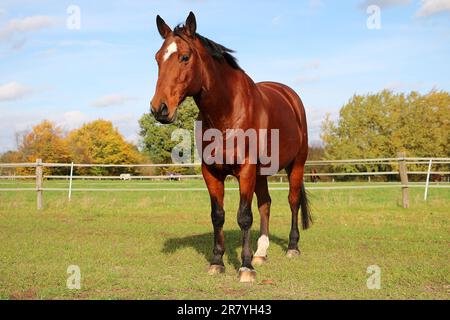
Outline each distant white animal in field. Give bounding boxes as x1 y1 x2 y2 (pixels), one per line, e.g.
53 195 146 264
120 174 131 181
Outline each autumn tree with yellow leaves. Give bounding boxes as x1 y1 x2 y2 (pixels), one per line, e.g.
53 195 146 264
14 120 71 174
65 120 142 175
1 119 142 175
18 120 70 164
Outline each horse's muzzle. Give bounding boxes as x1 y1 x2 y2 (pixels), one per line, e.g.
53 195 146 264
151 102 175 124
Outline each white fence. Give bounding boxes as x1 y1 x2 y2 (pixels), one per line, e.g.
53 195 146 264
0 157 449 210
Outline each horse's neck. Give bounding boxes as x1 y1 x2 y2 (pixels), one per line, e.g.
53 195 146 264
194 63 256 130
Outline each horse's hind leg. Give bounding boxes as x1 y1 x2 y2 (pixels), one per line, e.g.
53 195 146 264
252 175 271 266
286 158 311 258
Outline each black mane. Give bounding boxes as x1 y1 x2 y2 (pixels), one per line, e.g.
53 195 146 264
173 24 241 70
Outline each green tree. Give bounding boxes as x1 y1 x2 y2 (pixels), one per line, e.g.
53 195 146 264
321 90 450 178
307 144 325 161
139 97 199 174
322 90 449 159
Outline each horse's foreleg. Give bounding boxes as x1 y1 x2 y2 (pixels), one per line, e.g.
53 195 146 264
202 165 226 275
252 175 271 266
237 164 257 282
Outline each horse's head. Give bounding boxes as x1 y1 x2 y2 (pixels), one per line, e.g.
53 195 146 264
150 12 203 124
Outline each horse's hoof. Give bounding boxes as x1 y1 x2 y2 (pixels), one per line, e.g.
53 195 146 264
208 264 225 275
238 267 257 283
286 249 301 258
252 256 267 266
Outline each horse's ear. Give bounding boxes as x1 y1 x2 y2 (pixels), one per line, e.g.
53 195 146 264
185 11 197 37
156 15 171 39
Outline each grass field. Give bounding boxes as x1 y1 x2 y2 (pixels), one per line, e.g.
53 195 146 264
0 179 449 300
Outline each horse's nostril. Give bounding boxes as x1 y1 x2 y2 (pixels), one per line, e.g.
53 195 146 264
160 103 169 116
150 102 157 114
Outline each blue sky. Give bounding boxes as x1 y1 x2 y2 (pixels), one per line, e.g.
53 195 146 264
0 0 449 152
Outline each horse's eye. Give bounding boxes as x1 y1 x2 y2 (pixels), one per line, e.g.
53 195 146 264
181 55 189 62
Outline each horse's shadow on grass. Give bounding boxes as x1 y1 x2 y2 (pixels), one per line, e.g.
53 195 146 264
162 230 289 271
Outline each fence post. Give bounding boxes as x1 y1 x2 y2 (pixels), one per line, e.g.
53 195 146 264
398 152 409 209
68 162 74 201
424 159 433 201
36 158 43 210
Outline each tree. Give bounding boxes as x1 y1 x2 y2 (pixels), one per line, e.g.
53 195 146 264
17 120 71 174
391 91 449 157
139 97 199 174
307 143 324 161
321 90 450 179
0 150 22 163
19 120 70 162
0 150 23 176
321 90 449 159
66 120 142 175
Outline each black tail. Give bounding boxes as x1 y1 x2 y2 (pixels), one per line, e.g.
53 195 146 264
300 182 312 230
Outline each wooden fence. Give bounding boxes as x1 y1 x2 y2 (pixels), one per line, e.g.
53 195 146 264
0 156 449 210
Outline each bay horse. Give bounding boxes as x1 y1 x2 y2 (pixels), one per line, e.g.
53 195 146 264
150 12 312 282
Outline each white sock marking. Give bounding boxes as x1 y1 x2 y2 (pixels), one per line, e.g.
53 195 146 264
163 41 177 62
254 235 269 257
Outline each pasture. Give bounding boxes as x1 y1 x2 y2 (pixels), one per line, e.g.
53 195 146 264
0 179 448 300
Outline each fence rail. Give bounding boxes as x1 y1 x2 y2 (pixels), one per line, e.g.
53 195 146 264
1 157 450 168
0 157 449 210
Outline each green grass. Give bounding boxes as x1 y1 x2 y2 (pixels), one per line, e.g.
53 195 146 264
0 180 449 300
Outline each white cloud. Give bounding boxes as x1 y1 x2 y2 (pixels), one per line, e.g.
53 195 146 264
57 111 90 131
304 105 336 144
91 94 135 108
0 82 32 102
0 15 54 41
109 113 142 144
416 0 450 17
0 111 39 151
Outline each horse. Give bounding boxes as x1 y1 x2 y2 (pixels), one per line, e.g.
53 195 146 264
150 12 312 282
311 168 321 183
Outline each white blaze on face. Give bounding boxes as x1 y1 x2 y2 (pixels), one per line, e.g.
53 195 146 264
163 41 178 62
254 235 270 257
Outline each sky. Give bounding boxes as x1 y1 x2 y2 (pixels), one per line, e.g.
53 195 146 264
0 0 449 152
